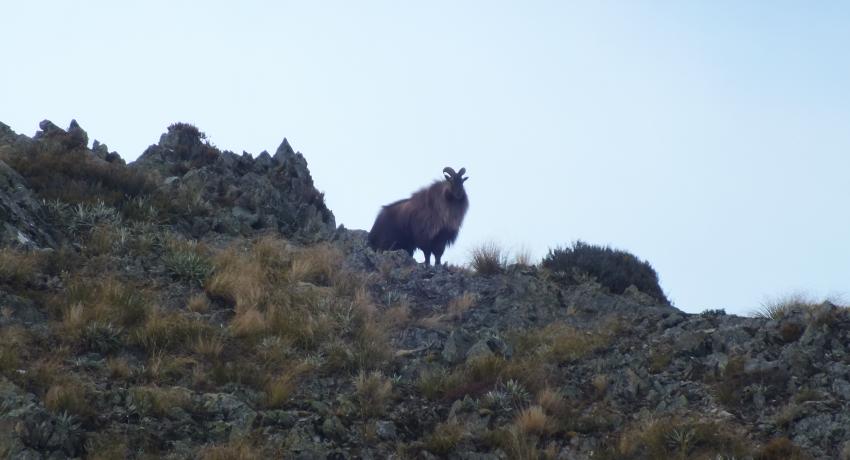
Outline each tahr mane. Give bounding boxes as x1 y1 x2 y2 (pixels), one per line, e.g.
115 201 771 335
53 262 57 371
368 167 469 266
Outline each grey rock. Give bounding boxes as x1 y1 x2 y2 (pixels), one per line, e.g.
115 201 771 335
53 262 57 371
200 393 257 439
131 125 335 241
465 339 495 362
831 379 850 401
0 160 56 248
375 420 397 440
442 330 473 364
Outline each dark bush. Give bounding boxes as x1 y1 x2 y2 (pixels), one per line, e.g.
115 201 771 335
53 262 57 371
542 240 669 304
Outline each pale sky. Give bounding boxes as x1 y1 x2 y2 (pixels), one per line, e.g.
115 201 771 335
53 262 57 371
2 1 848 314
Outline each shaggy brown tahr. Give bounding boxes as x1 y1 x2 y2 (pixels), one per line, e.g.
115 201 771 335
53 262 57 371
368 167 469 266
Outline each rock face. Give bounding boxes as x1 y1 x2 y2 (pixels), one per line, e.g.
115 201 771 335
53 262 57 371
0 160 54 248
131 123 335 241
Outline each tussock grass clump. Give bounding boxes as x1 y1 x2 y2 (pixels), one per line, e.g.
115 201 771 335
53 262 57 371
265 360 315 409
197 438 263 460
755 437 810 460
205 239 282 312
536 388 568 419
45 379 93 418
187 292 211 313
208 237 394 371
193 334 225 360
106 357 132 380
354 370 393 417
542 240 668 304
132 309 214 352
84 434 128 460
289 242 343 286
610 417 751 460
419 292 478 330
512 322 612 364
82 222 126 257
514 405 551 435
512 246 535 267
0 326 30 376
0 248 44 286
54 277 151 345
143 352 199 384
129 385 192 417
418 355 509 401
470 241 507 275
754 291 847 322
754 292 816 320
424 421 465 456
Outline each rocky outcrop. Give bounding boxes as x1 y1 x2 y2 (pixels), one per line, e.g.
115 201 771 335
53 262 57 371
1 119 846 459
132 123 335 241
0 160 55 248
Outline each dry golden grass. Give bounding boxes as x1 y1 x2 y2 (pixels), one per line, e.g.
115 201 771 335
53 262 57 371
0 248 43 285
45 379 92 417
289 242 343 286
756 437 809 460
537 387 567 418
143 352 198 383
448 292 477 318
493 425 555 460
419 292 478 329
265 374 297 409
592 374 609 398
512 322 611 365
383 303 412 331
129 385 192 417
53 277 150 336
755 292 817 320
18 356 63 396
512 246 535 267
197 439 263 460
230 307 267 339
614 417 751 460
354 370 393 417
250 235 291 270
84 436 128 460
83 223 120 256
187 292 211 313
206 246 266 312
133 309 213 352
515 405 551 435
265 360 315 409
193 334 225 359
470 241 506 275
106 357 131 379
424 421 465 456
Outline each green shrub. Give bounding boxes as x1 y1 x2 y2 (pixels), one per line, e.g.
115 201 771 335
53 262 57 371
542 240 668 304
164 249 213 286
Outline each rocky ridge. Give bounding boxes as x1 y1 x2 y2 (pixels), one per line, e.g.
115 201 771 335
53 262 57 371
0 120 847 459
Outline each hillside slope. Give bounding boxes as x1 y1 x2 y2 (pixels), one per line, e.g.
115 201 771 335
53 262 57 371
0 121 847 459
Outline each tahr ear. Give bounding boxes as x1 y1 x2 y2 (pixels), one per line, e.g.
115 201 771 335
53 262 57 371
462 177 468 183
